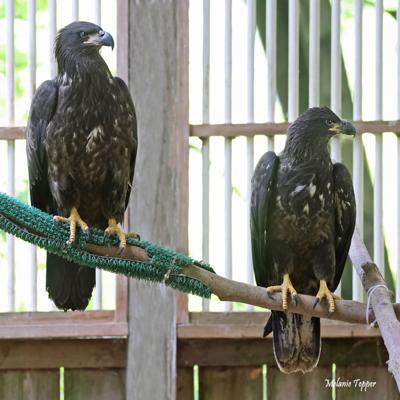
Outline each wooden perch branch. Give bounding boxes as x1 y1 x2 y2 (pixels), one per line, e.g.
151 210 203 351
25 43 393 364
349 228 400 390
84 242 400 325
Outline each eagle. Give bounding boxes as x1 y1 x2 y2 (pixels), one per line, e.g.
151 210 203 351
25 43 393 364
26 21 138 311
250 107 356 373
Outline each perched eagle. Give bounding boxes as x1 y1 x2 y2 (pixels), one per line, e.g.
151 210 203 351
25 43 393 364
26 21 137 311
250 107 356 373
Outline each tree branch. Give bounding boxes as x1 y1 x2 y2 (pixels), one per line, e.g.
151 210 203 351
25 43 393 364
84 242 400 326
349 228 400 390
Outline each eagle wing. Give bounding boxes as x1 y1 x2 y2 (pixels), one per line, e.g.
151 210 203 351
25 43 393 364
26 80 59 212
332 162 356 290
250 151 280 287
114 77 138 210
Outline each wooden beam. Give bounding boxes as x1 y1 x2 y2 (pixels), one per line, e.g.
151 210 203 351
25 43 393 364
0 311 127 339
3 120 400 141
124 1 189 399
177 337 390 367
177 312 381 339
0 127 25 140
189 120 400 138
0 339 126 369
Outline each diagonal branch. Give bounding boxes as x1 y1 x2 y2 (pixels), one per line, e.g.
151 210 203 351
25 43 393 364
349 228 400 390
84 243 400 325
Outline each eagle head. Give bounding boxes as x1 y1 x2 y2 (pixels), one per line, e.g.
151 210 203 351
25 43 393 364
55 21 114 72
285 107 355 157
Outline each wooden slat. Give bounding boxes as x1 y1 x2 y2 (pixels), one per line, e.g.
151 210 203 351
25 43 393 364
65 369 125 400
0 120 397 144
125 0 189 399
177 367 193 400
336 366 398 399
0 311 127 339
199 366 263 400
267 366 332 400
178 338 389 367
0 370 59 399
4 120 400 142
114 275 128 323
0 339 126 370
0 321 127 339
177 312 381 339
179 339 275 367
189 120 400 138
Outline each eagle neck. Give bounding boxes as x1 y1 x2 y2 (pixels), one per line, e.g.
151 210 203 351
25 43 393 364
57 52 111 83
282 141 331 167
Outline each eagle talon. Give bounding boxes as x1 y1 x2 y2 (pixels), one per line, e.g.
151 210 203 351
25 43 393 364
315 280 339 314
105 218 139 251
266 273 297 310
53 207 89 244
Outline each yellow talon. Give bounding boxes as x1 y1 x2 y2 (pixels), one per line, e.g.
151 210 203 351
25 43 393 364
53 207 89 244
314 280 341 313
105 218 139 250
266 273 298 310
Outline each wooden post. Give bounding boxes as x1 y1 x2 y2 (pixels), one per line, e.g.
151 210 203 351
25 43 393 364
123 1 189 399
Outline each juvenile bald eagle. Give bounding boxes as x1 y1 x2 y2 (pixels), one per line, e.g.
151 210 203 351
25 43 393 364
251 107 356 373
26 21 137 311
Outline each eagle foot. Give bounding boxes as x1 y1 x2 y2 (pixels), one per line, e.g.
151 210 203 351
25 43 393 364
313 280 341 314
266 273 298 310
53 207 89 244
105 218 140 253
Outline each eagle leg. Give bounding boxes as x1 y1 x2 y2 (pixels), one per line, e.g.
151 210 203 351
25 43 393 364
53 207 89 244
266 273 298 310
104 218 140 252
313 279 341 314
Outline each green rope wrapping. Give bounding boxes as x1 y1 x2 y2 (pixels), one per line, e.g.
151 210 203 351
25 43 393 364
0 191 214 298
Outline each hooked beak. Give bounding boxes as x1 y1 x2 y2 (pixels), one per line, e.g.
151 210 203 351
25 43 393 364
98 31 114 50
85 30 114 50
329 120 356 136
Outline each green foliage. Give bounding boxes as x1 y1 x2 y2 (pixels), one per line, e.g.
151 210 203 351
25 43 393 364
0 0 48 20
0 0 26 20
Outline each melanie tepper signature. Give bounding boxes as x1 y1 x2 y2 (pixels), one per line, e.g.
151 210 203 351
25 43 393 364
325 378 377 392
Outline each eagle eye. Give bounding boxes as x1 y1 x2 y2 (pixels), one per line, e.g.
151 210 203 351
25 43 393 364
80 31 86 38
326 119 335 126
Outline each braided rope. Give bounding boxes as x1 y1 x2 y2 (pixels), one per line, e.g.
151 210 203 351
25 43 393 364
0 192 214 298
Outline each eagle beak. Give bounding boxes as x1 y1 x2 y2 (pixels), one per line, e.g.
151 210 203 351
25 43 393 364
98 31 114 50
340 120 356 136
329 121 356 136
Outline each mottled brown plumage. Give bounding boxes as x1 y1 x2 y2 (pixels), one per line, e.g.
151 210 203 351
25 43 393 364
26 21 137 310
251 107 356 373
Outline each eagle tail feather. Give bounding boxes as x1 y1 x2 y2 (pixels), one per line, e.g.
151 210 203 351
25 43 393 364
46 253 95 311
269 311 320 374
